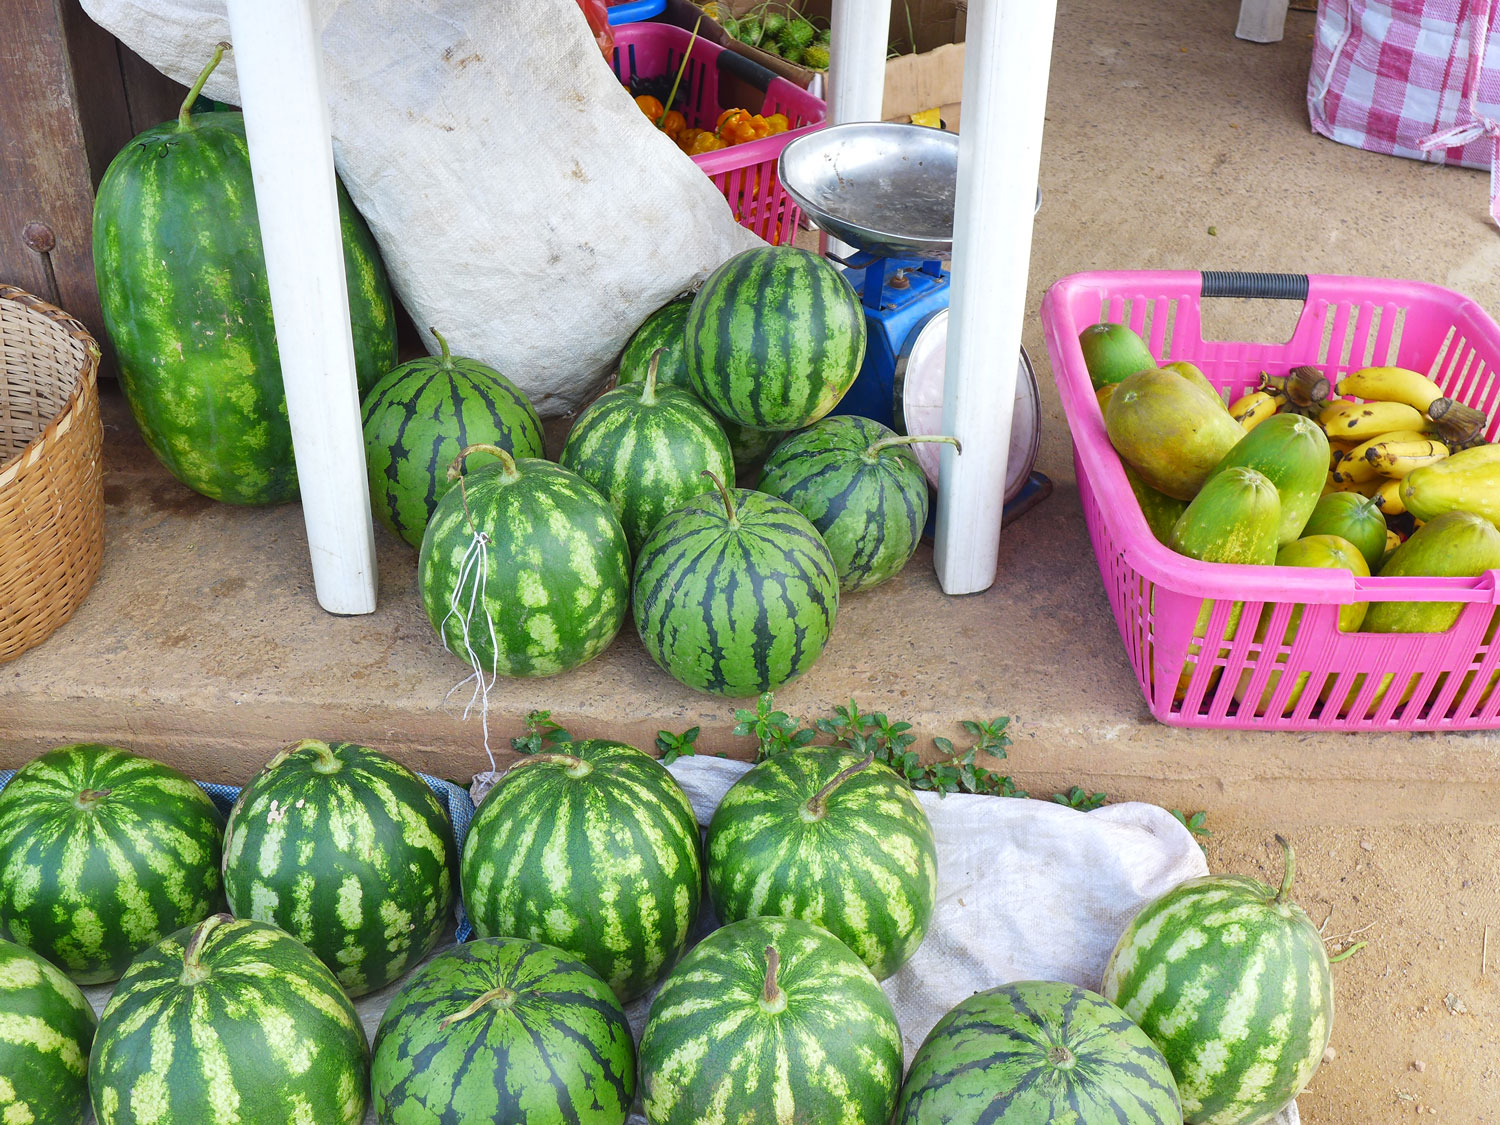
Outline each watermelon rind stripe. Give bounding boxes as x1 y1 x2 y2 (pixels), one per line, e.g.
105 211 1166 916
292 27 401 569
0 937 97 1125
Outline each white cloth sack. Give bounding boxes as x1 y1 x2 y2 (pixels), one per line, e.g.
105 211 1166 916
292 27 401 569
84 756 1297 1124
79 0 760 416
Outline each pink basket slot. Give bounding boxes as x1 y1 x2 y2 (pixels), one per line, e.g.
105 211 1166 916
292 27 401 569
1042 269 1500 731
610 23 826 245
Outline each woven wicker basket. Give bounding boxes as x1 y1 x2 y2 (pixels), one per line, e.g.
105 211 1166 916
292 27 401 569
0 285 104 664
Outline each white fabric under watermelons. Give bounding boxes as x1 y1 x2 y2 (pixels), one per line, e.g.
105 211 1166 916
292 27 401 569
77 0 760 416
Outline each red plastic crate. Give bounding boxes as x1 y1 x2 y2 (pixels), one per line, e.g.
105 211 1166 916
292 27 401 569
610 23 825 245
1042 269 1500 731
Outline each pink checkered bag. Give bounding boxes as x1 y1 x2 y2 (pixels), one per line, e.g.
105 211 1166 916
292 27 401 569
1309 0 1500 221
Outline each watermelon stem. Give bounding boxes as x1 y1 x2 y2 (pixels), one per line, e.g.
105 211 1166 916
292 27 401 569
439 985 519 1028
508 752 593 778
862 434 961 463
73 787 112 810
1047 1045 1077 1069
430 327 455 370
701 469 739 527
180 913 232 985
760 945 787 1013
449 444 521 536
295 739 342 775
641 348 664 406
179 42 231 130
803 752 874 820
1273 834 1296 904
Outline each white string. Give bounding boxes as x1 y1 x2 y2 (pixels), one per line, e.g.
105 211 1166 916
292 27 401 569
440 528 500 774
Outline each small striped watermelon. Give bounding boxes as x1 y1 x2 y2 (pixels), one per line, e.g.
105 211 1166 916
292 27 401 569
0 937 96 1125
561 350 735 555
685 246 867 431
0 743 224 984
92 45 396 506
89 914 369 1125
632 471 840 697
418 445 630 678
757 415 958 591
896 980 1182 1124
1102 837 1334 1125
221 739 455 998
363 328 544 548
460 741 701 1003
618 297 786 469
706 746 938 979
639 916 903 1125
372 937 636 1125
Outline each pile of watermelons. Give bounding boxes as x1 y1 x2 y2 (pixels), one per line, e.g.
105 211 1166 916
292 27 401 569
0 738 1338 1124
91 47 966 702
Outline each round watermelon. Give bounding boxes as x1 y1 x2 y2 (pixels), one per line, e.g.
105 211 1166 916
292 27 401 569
92 45 397 505
619 297 786 468
221 739 455 997
0 937 96 1125
896 980 1182 1124
685 246 867 431
1102 837 1333 1125
561 350 734 555
0 743 224 984
757 415 958 591
372 937 636 1125
363 327 544 548
632 472 840 696
418 445 630 677
89 914 369 1124
639 916 902 1125
460 740 701 1002
706 746 937 979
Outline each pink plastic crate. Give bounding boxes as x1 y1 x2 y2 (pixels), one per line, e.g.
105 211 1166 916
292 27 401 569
1042 269 1500 731
610 23 825 245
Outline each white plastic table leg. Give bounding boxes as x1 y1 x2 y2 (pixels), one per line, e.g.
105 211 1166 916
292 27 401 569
933 0 1058 595
224 0 378 614
1236 0 1290 43
826 0 892 257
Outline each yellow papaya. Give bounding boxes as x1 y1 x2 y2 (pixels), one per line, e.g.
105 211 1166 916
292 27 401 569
1105 368 1247 500
1400 443 1500 524
1162 360 1228 411
1208 413 1330 545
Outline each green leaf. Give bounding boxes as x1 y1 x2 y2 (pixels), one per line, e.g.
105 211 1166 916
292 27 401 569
654 725 700 766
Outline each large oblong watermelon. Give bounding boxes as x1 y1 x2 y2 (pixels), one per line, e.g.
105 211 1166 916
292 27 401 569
460 740 701 1003
1102 837 1334 1125
685 246 866 431
419 446 630 678
706 746 938 979
372 937 636 1125
0 937 96 1125
88 914 369 1125
363 328 544 548
221 739 456 998
92 46 397 505
896 980 1182 1124
0 743 225 984
560 350 735 556
757 415 957 591
639 916 903 1125
632 472 840 697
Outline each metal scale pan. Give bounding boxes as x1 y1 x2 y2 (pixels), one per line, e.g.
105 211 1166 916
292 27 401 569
779 123 1043 509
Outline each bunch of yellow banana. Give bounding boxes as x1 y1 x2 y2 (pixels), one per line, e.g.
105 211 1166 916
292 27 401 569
1227 388 1283 431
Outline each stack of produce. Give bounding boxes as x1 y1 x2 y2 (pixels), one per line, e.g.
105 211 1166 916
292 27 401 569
700 1 832 69
634 93 791 155
1083 320 1500 715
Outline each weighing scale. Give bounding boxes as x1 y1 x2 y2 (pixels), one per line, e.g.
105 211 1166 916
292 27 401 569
778 123 1049 523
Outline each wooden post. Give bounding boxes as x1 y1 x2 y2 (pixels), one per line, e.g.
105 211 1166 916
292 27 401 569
224 0 378 615
933 0 1057 594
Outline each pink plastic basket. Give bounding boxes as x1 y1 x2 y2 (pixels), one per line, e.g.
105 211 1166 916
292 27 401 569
1042 269 1500 731
610 23 826 245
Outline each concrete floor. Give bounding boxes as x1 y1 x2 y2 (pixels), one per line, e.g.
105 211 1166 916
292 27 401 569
6 1 1500 1120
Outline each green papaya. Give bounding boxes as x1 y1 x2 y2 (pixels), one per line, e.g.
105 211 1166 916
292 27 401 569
1300 491 1387 571
1168 466 1281 701
1365 510 1500 634
1105 368 1246 500
1234 535 1369 718
1079 322 1155 389
1162 360 1228 411
1208 413 1330 544
1123 461 1189 544
1400 444 1500 524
